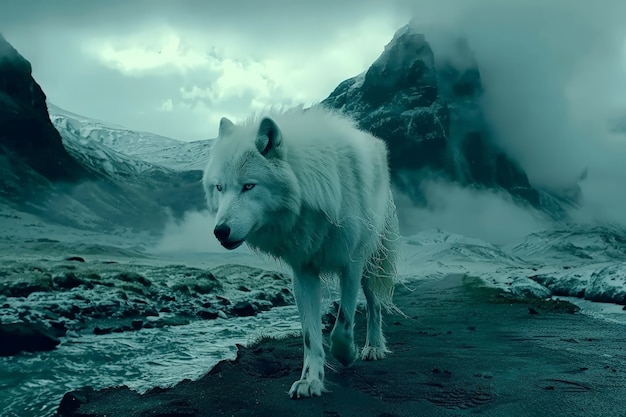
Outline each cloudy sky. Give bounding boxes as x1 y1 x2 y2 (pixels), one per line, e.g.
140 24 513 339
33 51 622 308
2 0 626 234
1 0 625 141
0 0 413 140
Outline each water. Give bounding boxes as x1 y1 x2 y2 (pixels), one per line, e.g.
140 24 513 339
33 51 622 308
556 296 626 325
0 306 300 417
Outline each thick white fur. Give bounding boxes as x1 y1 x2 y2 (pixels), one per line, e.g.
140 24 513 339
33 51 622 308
203 107 399 399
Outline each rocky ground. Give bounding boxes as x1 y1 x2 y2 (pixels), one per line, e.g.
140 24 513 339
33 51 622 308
55 275 626 417
0 255 293 357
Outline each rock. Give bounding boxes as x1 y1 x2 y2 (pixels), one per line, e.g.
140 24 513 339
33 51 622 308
53 272 84 290
117 272 151 287
131 320 143 330
0 322 60 356
120 307 141 318
152 316 190 328
216 296 231 306
171 284 191 295
2 275 53 297
585 264 626 304
142 309 159 317
197 310 219 320
112 326 132 333
191 273 222 294
49 320 68 337
65 256 86 262
58 387 94 415
510 277 552 299
160 294 176 302
231 301 257 317
93 327 112 335
270 292 288 307
59 305 81 320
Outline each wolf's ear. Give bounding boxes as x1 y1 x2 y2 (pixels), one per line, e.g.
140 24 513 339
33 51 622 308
218 117 235 138
255 117 283 158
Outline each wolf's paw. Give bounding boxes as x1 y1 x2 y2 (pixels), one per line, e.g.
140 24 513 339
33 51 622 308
361 346 388 361
289 378 324 399
330 338 357 366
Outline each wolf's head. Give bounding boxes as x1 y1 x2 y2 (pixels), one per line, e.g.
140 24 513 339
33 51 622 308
203 116 300 250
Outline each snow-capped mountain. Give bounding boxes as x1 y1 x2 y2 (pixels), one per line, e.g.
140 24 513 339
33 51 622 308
49 103 213 172
322 25 578 219
0 32 208 231
57 115 169 179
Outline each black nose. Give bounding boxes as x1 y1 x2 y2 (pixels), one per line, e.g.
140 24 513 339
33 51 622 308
214 224 231 242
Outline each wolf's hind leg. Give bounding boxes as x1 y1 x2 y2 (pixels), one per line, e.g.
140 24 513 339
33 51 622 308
360 275 389 360
330 262 362 366
289 268 326 399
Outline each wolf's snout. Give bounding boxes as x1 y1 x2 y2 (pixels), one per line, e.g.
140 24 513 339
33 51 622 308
214 224 231 242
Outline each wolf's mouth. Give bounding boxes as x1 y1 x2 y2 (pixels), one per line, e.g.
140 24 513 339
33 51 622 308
221 239 244 250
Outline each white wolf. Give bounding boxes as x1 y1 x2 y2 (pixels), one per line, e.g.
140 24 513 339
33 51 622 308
202 107 399 399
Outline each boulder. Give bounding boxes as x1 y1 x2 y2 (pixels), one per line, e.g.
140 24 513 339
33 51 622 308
0 322 60 356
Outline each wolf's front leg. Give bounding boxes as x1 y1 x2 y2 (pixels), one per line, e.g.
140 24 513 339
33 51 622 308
289 268 326 399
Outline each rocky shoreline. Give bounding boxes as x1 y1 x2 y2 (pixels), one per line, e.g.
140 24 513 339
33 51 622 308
54 275 626 417
0 256 293 357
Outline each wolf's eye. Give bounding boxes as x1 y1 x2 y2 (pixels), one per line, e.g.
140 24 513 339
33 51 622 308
215 184 223 192
242 183 256 192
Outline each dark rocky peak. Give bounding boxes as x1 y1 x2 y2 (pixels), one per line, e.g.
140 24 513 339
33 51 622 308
435 37 482 99
362 27 437 108
322 24 545 211
0 33 32 73
0 33 86 183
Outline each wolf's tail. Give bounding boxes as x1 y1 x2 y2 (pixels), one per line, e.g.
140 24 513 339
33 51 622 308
363 191 400 313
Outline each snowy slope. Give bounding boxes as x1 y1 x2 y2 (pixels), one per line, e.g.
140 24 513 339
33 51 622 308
59 119 167 179
402 226 626 306
49 103 213 171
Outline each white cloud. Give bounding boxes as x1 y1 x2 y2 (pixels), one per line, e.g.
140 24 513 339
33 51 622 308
179 85 211 100
84 29 209 75
158 98 173 112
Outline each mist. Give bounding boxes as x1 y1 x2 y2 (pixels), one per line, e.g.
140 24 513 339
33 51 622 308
398 0 626 229
395 182 549 244
152 210 233 254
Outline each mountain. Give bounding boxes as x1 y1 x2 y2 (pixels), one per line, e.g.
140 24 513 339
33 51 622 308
0 35 207 231
322 25 574 216
48 104 212 172
0 33 89 203
49 104 211 229
1 26 576 231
